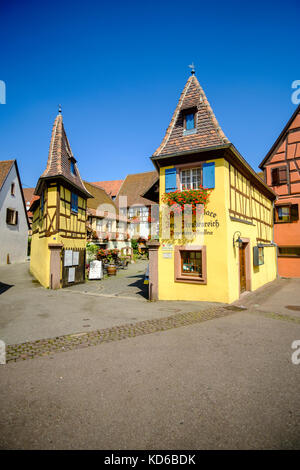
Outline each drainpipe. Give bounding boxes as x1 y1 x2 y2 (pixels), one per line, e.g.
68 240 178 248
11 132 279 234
272 200 279 279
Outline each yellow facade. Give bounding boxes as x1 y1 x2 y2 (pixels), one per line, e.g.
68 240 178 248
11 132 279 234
30 183 87 288
157 158 277 303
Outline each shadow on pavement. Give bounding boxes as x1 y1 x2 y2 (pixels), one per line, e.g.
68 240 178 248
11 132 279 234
0 282 14 295
127 274 148 299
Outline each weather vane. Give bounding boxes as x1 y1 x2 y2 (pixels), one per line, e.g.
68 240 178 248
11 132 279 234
58 104 62 114
188 63 195 75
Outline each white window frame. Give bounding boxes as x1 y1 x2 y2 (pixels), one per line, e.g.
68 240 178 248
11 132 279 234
180 167 202 190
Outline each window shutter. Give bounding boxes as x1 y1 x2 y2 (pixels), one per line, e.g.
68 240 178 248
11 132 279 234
15 211 18 225
291 204 299 222
253 246 259 266
279 166 287 183
271 168 279 186
165 168 177 193
6 208 11 224
202 162 215 189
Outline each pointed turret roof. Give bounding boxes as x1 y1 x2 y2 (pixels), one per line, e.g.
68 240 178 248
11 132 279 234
153 74 229 158
35 111 92 198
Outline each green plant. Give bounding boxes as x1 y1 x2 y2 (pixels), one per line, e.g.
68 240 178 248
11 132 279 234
86 243 98 260
131 238 139 255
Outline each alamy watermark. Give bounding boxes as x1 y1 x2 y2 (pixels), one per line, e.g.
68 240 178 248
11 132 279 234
0 80 6 104
291 340 300 365
0 340 6 364
291 80 300 105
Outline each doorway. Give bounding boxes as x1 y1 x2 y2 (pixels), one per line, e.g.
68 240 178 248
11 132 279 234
239 244 246 293
239 239 251 294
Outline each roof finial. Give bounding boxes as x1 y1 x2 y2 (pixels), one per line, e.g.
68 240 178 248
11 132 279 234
58 104 62 114
188 62 195 75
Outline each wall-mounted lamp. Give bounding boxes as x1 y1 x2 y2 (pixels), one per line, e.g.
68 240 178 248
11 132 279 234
233 231 243 248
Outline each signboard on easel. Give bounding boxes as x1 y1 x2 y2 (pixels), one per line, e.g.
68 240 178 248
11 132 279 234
89 260 103 280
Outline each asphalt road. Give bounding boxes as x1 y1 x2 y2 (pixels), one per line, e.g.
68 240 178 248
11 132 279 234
1 311 300 449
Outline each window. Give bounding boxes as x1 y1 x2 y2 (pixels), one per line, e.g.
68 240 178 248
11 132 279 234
6 208 18 225
70 160 76 176
181 250 202 276
278 246 300 257
180 167 202 190
11 183 15 196
183 110 197 135
174 246 207 284
271 166 287 186
185 113 195 130
96 219 103 230
253 246 264 266
40 191 44 214
71 193 78 213
275 204 299 223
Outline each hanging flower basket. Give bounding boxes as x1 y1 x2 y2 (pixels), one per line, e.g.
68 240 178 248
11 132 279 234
161 188 212 215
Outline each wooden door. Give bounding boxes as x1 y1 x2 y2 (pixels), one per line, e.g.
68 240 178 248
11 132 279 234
239 244 246 293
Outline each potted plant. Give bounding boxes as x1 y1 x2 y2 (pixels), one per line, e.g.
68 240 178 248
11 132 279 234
106 249 119 276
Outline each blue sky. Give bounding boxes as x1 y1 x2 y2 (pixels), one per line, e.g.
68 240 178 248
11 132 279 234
0 0 299 188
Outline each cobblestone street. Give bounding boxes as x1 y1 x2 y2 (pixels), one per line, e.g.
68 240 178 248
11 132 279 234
0 261 224 345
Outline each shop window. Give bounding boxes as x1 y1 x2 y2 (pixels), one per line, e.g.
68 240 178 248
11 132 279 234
6 208 18 225
274 204 298 223
174 245 207 284
271 166 287 186
278 246 300 257
71 193 78 213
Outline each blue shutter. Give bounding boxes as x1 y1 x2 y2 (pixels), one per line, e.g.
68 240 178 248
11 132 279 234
165 168 177 193
202 162 215 189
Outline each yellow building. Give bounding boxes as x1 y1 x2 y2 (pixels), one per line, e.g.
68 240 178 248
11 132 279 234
30 110 92 288
148 71 277 303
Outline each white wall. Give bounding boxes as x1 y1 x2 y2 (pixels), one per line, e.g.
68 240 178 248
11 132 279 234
0 163 28 264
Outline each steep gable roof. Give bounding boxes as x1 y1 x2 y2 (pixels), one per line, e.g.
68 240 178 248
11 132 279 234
91 180 123 198
115 171 158 207
153 74 229 158
0 159 30 228
0 160 14 190
259 104 300 169
35 112 91 198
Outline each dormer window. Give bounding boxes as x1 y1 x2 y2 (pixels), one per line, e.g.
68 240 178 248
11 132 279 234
183 109 197 135
70 159 76 176
185 113 195 130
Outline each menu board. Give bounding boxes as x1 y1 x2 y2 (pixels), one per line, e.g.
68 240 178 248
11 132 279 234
72 251 79 266
68 267 75 283
64 250 73 267
89 260 103 280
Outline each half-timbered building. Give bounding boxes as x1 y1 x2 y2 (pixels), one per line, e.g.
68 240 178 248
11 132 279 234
30 110 92 288
147 71 277 303
259 104 300 277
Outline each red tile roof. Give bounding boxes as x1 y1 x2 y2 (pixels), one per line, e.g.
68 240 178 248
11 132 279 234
115 171 158 207
22 187 39 218
0 160 14 190
92 180 123 198
35 112 91 198
153 74 229 157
